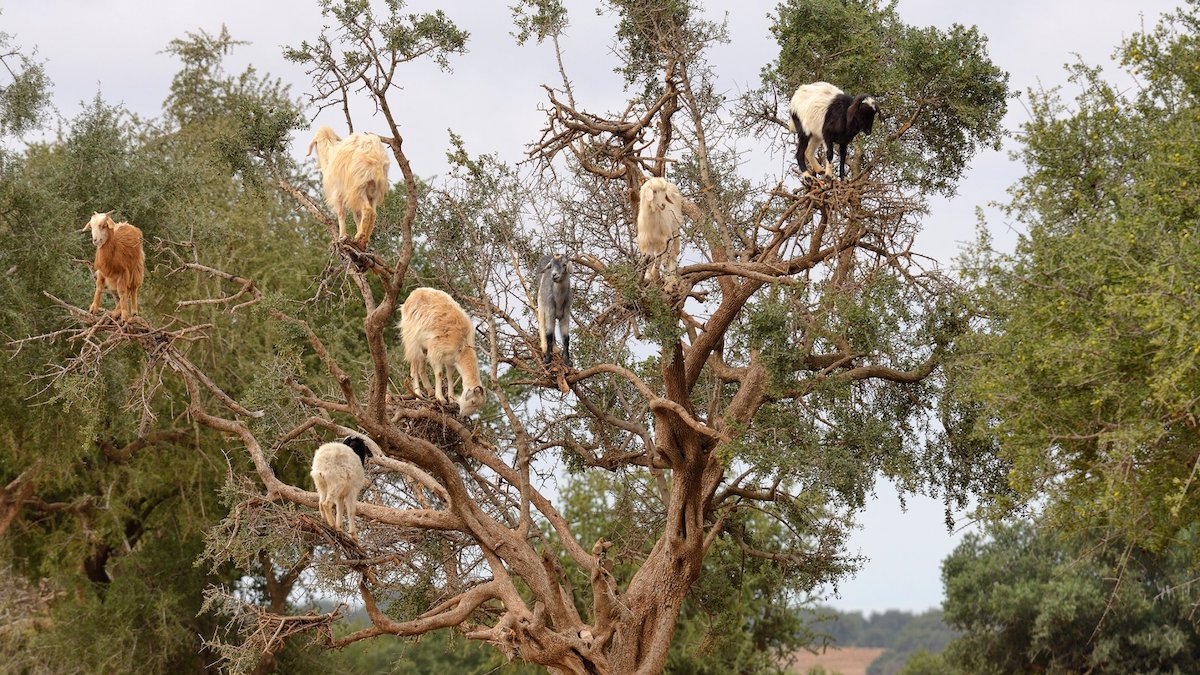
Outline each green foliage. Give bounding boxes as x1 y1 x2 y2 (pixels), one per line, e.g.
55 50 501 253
511 0 569 46
606 0 728 93
0 22 52 138
896 650 959 675
939 520 1200 674
762 0 1009 196
284 0 469 73
957 3 1200 551
0 26 340 673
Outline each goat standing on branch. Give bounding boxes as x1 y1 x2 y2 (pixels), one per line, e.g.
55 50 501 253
307 126 390 248
636 177 699 282
81 212 144 321
398 287 486 416
535 253 572 367
310 436 371 540
789 82 878 180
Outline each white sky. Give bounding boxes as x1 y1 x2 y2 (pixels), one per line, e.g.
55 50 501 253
2 0 1184 615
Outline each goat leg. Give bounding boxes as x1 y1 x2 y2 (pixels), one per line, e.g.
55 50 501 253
543 327 555 366
560 315 572 367
354 205 376 248
89 273 105 314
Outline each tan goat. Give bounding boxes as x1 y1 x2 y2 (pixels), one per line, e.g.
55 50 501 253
307 126 390 248
80 212 144 321
398 287 486 416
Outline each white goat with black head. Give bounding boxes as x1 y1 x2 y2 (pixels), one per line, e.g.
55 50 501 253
307 126 390 248
310 435 370 539
788 81 878 180
535 253 571 367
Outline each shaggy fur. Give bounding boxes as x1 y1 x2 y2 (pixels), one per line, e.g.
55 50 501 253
81 212 144 320
788 81 878 179
636 177 699 282
398 287 486 416
307 126 390 247
535 253 572 367
310 436 370 539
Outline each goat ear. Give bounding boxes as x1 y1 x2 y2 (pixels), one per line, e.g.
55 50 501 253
847 96 864 122
306 138 318 157
103 213 116 229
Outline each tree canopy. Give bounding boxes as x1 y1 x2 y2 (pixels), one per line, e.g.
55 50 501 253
957 0 1200 558
0 1 1017 673
920 4 1200 673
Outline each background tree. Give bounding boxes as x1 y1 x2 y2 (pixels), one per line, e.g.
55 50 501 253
956 0 1200 581
10 0 1008 673
929 4 1200 673
934 520 1200 674
0 27 357 674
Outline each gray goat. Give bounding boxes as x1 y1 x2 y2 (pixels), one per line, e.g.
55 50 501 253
535 253 572 367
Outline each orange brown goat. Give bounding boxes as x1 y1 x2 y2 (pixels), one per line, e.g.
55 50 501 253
81 212 144 321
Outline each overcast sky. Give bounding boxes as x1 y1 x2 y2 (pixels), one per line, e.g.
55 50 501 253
3 0 1185 615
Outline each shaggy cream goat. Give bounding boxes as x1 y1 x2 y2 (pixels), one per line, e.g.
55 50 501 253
398 287 486 416
636 177 700 282
307 126 390 248
80 212 144 321
311 436 370 539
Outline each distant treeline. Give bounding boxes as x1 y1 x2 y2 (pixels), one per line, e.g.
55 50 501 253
804 606 958 675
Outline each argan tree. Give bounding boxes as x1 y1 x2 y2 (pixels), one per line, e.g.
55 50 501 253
937 7 1200 668
28 1 1008 672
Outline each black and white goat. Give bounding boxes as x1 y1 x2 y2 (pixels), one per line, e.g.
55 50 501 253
535 253 571 367
311 436 370 539
788 82 878 180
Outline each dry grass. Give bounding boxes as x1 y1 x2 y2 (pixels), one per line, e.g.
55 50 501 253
787 646 887 675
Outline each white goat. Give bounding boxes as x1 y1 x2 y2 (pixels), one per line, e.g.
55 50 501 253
636 177 700 282
310 436 370 539
306 126 390 248
80 212 144 321
398 287 486 416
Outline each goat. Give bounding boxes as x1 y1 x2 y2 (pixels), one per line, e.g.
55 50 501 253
788 82 878 180
80 212 144 321
535 253 572 367
310 436 370 539
636 177 700 282
398 287 486 416
306 126 390 248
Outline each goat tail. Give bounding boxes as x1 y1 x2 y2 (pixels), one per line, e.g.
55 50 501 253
789 111 800 134
363 179 383 206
